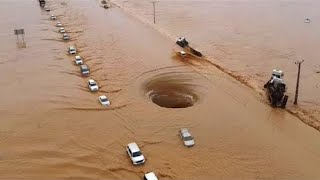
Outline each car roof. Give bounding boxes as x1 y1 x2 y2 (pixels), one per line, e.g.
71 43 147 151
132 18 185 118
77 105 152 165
69 46 76 49
127 142 140 152
99 95 107 99
80 64 88 68
180 128 189 133
145 172 158 180
182 132 192 137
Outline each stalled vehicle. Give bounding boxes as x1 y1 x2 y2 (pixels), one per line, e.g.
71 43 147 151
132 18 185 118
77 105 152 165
80 64 90 76
98 95 110 106
177 50 186 57
179 128 195 147
88 79 99 92
68 46 77 54
50 15 56 20
74 56 83 65
59 27 66 33
56 21 63 27
63 33 70 40
126 142 145 165
143 172 158 180
263 69 288 108
44 6 50 11
176 37 189 48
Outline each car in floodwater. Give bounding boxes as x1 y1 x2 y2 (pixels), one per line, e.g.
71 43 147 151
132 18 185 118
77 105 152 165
44 6 50 11
179 128 195 147
126 142 145 165
74 55 83 65
98 95 110 106
68 46 77 54
80 64 89 76
59 27 66 33
88 79 99 92
176 37 189 48
63 33 70 40
177 50 186 57
56 21 63 27
50 14 56 20
143 172 158 180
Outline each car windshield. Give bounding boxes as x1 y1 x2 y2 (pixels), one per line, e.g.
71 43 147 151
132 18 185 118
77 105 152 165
132 151 142 157
183 135 193 141
101 98 108 102
90 82 96 86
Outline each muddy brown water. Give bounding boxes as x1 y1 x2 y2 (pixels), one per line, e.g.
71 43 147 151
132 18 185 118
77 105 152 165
115 0 320 124
1 0 320 180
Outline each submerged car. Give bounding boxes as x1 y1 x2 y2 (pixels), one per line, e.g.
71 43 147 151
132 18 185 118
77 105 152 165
74 56 83 65
59 27 66 33
98 95 110 106
50 14 56 20
44 6 50 11
179 128 195 147
68 46 77 54
63 33 70 40
126 142 145 165
143 172 158 180
56 21 63 27
88 79 99 92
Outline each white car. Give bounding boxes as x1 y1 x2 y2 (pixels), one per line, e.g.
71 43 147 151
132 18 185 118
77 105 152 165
88 79 99 92
50 15 56 20
63 33 70 40
74 56 83 65
44 6 50 11
80 64 90 76
179 128 195 147
56 21 63 27
59 27 66 33
178 50 186 57
144 172 158 180
126 142 145 165
68 46 77 54
98 95 110 106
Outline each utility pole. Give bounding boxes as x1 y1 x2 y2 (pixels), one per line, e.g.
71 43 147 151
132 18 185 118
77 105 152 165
294 60 304 105
151 1 157 24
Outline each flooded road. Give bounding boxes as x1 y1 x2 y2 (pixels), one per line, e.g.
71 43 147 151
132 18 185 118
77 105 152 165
1 0 320 179
115 0 320 129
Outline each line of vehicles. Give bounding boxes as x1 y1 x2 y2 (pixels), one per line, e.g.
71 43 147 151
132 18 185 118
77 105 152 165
41 0 110 107
39 2 197 179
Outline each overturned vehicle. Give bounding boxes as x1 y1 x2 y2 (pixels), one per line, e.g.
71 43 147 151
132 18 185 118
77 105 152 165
264 69 288 108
